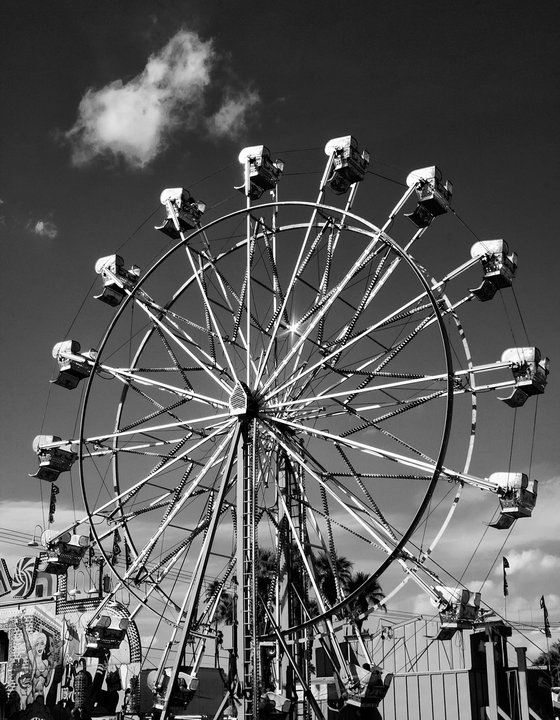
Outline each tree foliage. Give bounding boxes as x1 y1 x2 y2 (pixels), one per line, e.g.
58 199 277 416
533 640 560 686
204 548 385 634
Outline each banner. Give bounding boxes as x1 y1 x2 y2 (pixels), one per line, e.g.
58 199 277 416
124 539 132 570
49 483 60 524
111 528 122 565
540 595 551 638
0 558 12 597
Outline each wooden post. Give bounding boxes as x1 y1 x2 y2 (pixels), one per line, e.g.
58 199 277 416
515 647 530 720
484 634 498 720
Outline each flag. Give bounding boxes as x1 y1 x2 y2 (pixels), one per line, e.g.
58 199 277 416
111 529 122 565
0 559 12 597
502 556 509 597
49 484 60 524
124 539 132 570
87 530 95 567
540 595 551 638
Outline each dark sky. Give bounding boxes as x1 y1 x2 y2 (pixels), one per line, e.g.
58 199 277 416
1 1 558 649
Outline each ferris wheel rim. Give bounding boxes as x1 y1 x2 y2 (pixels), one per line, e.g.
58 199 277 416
77 198 456 634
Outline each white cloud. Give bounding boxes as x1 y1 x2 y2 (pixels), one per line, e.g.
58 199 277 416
32 219 58 239
207 89 260 139
411 592 438 616
65 30 215 168
496 548 560 575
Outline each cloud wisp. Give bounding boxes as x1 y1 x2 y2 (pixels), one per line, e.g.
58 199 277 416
65 29 260 168
31 219 59 239
207 89 260 139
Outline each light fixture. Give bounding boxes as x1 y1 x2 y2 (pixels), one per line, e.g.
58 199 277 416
68 569 86 596
27 524 43 547
87 565 99 594
53 587 64 598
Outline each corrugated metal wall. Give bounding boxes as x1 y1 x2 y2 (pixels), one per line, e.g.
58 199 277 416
375 618 474 720
379 669 472 720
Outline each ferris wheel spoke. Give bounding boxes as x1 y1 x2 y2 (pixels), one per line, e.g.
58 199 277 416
267 426 382 545
344 250 479 341
268 374 444 410
276 493 329 617
351 389 447 424
315 227 337 348
133 500 230 591
262 291 431 406
343 313 435 405
262 226 289 328
298 445 400 548
184 244 241 385
326 247 394 367
266 423 397 553
109 425 238 585
196 260 216 366
261 225 386 397
191 244 262 379
285 221 347 383
270 352 516 414
153 325 196 392
78 412 231 452
135 293 229 353
254 216 336 389
103 364 229 408
338 404 437 464
105 500 178 529
327 300 437 387
266 415 437 477
231 232 254 344
84 421 235 524
117 394 191 435
332 444 398 540
134 297 233 392
301 496 389 553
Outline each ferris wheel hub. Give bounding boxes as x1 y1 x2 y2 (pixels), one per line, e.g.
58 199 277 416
229 380 260 419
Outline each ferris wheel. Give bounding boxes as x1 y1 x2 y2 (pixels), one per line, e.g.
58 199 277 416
31 136 548 720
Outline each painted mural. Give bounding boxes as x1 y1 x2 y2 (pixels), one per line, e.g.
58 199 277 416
0 555 141 720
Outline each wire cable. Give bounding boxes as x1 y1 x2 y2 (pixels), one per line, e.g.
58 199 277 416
366 169 407 187
511 286 531 345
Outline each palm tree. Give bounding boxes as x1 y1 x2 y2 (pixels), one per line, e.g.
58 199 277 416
205 548 279 632
346 571 386 630
205 579 235 625
533 640 560 685
204 549 385 634
312 552 353 607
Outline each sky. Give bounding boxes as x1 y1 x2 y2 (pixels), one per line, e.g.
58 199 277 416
1 0 559 663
